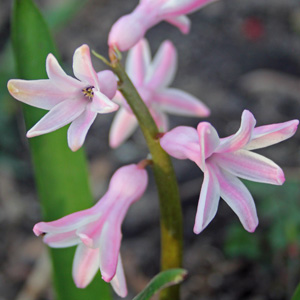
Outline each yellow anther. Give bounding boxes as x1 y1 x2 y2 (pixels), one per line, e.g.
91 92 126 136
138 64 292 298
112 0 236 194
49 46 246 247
82 86 94 100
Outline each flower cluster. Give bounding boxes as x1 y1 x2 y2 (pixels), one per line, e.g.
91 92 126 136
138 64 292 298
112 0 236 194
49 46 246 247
7 0 299 298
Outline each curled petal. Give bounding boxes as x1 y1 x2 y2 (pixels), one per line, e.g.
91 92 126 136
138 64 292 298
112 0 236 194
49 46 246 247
46 53 84 92
110 255 128 298
214 150 285 185
160 126 201 165
73 44 99 89
245 119 299 150
126 39 151 86
161 0 218 16
90 91 119 114
155 88 210 117
43 231 79 248
217 110 256 153
67 107 97 151
97 70 118 99
109 108 138 148
72 244 100 288
26 99 86 138
165 15 191 34
7 79 67 110
197 122 220 170
215 167 258 232
194 163 220 234
145 40 177 89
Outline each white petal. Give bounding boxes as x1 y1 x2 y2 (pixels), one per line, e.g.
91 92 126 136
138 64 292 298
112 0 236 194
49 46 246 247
110 255 128 298
90 91 119 114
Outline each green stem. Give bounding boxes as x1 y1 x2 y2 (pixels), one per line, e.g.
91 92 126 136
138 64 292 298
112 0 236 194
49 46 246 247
110 56 183 300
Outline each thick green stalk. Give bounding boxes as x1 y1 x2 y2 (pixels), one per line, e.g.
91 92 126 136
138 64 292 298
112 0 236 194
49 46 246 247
11 0 111 299
111 58 183 300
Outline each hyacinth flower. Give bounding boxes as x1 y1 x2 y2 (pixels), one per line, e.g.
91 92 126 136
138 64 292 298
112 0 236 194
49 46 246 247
8 44 119 151
33 164 148 297
109 39 210 148
108 0 219 51
160 110 299 234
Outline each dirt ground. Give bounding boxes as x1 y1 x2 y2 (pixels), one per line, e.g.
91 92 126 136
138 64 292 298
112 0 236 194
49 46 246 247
0 0 300 299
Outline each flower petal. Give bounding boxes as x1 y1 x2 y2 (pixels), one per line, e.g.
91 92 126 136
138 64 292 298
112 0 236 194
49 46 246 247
90 91 119 114
194 162 220 234
197 122 220 170
145 40 177 89
73 44 99 89
109 107 138 148
97 70 118 99
126 39 151 86
150 107 168 132
165 15 191 34
161 0 218 16
46 53 84 92
216 110 256 153
26 98 86 138
215 167 258 232
7 79 67 110
72 244 100 288
245 120 299 150
43 230 80 248
110 255 128 298
154 88 210 117
214 149 285 185
67 107 97 151
160 126 201 165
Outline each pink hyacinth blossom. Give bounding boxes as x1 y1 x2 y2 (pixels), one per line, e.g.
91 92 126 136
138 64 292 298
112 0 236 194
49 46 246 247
160 110 299 234
109 39 210 148
33 164 148 297
108 0 218 51
7 44 119 151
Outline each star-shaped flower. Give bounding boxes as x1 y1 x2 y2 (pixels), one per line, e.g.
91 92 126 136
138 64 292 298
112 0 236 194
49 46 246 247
8 44 119 151
109 39 210 148
160 110 298 233
33 164 148 298
108 0 218 51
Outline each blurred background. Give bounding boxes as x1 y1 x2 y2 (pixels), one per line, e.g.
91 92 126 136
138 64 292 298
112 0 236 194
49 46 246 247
0 0 300 299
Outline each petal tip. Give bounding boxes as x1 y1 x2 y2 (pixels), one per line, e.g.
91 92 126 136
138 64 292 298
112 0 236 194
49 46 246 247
33 224 44 236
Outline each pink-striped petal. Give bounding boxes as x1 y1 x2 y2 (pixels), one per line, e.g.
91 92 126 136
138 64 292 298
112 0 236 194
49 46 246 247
145 40 177 89
43 231 80 248
67 107 97 151
215 167 258 232
214 150 285 185
73 44 99 89
72 244 100 288
197 122 220 170
46 53 84 92
90 91 119 114
160 126 201 165
245 119 299 150
154 88 210 117
194 162 220 234
110 255 128 298
7 79 66 110
165 15 191 34
109 108 138 148
26 98 86 138
126 39 151 86
216 110 256 153
97 70 118 99
161 0 218 16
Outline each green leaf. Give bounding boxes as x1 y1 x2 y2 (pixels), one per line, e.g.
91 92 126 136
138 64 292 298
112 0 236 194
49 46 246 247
11 0 112 299
291 282 300 300
133 269 187 300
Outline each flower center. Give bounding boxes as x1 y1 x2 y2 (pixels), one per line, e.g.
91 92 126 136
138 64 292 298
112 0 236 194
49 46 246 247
82 86 94 100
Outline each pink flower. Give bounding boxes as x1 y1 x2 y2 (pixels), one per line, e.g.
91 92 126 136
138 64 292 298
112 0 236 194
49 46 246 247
33 164 148 297
7 44 119 151
160 110 299 233
109 39 210 148
108 0 219 51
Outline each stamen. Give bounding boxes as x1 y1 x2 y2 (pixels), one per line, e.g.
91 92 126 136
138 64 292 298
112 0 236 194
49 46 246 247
82 86 95 100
